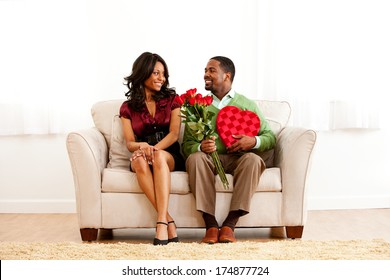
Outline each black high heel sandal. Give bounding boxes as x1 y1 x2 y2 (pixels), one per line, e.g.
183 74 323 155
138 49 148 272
153 222 168 246
168 221 179 243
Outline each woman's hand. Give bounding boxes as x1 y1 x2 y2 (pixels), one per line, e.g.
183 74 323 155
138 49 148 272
130 144 159 165
143 145 158 164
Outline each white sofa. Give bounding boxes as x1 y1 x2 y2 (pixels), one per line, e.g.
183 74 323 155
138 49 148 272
66 99 316 241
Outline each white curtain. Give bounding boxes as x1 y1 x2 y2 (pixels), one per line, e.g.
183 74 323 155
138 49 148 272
257 0 389 130
1 0 389 135
0 0 93 135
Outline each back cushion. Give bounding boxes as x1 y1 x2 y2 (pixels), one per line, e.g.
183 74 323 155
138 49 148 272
92 100 130 169
108 115 132 169
256 100 291 136
92 99 291 170
91 100 124 149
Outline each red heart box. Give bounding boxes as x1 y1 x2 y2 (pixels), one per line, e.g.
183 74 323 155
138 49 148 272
216 106 260 147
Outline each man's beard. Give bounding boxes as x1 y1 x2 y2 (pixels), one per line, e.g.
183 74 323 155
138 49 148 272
205 81 213 92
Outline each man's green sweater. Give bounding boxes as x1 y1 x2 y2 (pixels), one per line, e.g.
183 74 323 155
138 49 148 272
181 93 276 158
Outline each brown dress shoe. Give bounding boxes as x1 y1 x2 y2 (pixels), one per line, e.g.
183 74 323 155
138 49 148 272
201 227 219 244
218 226 237 243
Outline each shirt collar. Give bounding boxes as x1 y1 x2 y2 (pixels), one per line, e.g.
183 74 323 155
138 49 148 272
211 88 236 109
226 88 235 99
211 88 235 100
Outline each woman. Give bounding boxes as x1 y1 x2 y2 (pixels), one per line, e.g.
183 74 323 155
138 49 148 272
119 52 185 245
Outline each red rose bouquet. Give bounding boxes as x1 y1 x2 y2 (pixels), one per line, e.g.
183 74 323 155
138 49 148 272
176 88 229 189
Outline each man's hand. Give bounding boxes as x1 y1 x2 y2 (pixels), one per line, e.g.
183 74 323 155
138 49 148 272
226 135 256 153
200 136 217 154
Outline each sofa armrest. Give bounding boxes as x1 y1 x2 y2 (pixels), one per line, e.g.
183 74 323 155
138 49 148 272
274 127 317 225
66 128 108 228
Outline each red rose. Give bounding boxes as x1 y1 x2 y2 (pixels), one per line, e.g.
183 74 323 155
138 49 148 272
175 95 185 105
186 88 197 99
204 96 213 106
195 93 204 105
188 97 196 106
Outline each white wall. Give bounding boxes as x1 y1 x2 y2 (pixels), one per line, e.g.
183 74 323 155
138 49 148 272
0 134 75 212
306 129 390 210
85 0 261 100
1 0 264 134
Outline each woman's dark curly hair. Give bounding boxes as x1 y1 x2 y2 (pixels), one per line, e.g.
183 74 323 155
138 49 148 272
124 52 176 111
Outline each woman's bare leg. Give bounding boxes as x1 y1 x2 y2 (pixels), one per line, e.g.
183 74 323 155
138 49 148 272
131 157 156 207
152 151 176 240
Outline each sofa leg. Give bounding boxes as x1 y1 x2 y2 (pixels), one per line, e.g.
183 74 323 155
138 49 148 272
80 228 98 242
285 226 304 239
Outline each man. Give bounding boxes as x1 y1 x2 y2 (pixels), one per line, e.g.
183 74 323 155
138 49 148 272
182 56 276 244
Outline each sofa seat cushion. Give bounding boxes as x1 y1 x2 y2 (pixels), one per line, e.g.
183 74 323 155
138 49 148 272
102 169 190 194
101 167 282 194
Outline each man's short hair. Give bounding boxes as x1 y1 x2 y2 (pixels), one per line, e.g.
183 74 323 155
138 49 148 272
210 56 235 82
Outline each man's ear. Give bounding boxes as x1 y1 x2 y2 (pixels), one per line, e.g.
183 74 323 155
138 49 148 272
224 72 232 82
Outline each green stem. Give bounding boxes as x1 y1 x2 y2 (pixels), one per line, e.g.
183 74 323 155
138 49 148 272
211 151 229 190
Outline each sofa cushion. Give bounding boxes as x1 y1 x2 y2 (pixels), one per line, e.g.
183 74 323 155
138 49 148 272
257 100 291 136
107 115 132 169
101 167 282 194
102 169 189 194
91 100 123 149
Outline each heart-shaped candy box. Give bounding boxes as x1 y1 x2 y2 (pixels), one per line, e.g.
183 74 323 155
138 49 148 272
216 106 260 147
